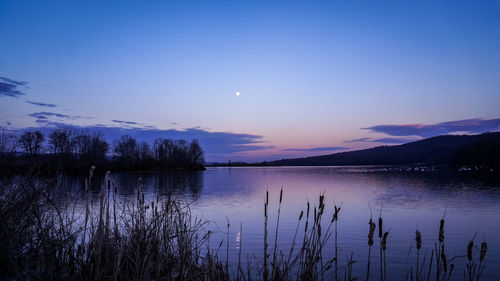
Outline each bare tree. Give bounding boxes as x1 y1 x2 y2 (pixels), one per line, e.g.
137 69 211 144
73 131 109 161
18 131 45 157
73 133 91 159
113 135 138 161
49 128 74 157
0 130 17 158
138 141 152 162
90 133 109 160
188 139 205 166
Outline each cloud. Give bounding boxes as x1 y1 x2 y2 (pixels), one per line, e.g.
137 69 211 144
364 118 500 138
29 112 68 119
111 119 156 129
231 144 275 152
0 76 28 98
35 118 49 124
26 100 57 107
112 120 139 125
343 137 370 143
282 146 348 152
28 112 82 124
370 137 420 144
343 137 422 145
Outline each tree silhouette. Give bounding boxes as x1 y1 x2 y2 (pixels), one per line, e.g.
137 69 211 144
18 131 45 157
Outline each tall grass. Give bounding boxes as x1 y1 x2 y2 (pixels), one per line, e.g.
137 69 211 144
0 172 489 281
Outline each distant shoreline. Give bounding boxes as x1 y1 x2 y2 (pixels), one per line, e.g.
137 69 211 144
209 132 500 173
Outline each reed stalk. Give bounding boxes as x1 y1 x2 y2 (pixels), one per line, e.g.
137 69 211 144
264 190 269 281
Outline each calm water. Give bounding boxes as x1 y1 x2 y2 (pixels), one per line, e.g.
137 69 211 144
62 166 500 280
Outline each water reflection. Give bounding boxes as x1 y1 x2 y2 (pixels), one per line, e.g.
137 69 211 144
61 170 205 202
58 166 500 280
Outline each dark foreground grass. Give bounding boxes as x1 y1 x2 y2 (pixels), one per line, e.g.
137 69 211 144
0 171 488 281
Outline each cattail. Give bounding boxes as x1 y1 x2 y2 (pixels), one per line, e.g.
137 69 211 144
378 217 383 238
299 210 304 221
438 219 445 242
368 219 376 246
467 240 473 261
480 242 487 262
332 205 341 222
263 190 269 281
441 244 447 272
382 232 389 251
415 230 422 250
304 202 310 233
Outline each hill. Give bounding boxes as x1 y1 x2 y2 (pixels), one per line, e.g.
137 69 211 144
268 132 500 167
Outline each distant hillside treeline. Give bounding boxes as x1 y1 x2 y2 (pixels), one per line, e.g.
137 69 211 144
268 132 500 169
0 128 205 173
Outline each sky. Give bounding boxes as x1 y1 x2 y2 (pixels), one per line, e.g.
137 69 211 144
1 0 500 162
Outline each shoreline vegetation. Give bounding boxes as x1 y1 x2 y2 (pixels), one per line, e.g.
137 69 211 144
0 128 205 175
0 170 488 281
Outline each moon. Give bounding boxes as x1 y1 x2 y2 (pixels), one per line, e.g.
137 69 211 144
235 91 240 96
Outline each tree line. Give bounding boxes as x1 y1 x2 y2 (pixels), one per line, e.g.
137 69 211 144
0 128 205 172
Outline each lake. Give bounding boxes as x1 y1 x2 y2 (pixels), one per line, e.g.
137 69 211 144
62 166 500 280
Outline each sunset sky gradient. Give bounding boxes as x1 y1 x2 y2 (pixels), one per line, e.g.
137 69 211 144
1 0 500 161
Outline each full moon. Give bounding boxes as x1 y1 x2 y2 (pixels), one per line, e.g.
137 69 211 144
235 91 240 96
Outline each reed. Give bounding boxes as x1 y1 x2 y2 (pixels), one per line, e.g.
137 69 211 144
0 173 490 281
401 213 492 281
416 230 422 280
333 203 341 281
264 190 269 281
378 208 384 281
271 188 283 280
366 217 376 281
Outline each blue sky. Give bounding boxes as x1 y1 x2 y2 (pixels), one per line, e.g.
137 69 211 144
1 0 500 162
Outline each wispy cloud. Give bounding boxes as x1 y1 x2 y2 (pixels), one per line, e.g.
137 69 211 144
370 137 420 144
0 76 28 98
282 146 348 152
35 118 49 124
112 120 139 125
28 112 82 125
26 100 57 108
364 118 500 138
111 119 156 129
231 144 275 152
343 137 370 143
343 137 421 145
